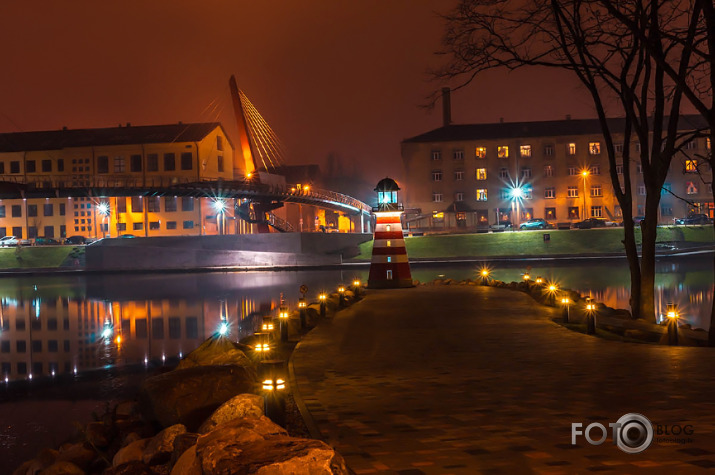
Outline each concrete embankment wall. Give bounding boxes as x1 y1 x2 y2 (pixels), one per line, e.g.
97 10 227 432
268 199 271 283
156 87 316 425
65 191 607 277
85 233 372 271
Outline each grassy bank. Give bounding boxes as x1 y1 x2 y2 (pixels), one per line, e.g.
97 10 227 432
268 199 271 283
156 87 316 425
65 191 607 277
355 226 714 260
0 247 75 269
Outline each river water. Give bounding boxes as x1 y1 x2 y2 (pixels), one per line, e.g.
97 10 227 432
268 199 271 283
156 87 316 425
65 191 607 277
0 255 712 470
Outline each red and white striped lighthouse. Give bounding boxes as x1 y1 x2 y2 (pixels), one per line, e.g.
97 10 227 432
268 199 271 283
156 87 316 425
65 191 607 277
368 178 413 288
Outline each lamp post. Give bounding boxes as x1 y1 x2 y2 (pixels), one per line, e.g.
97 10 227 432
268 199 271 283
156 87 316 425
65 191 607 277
278 305 289 342
547 284 558 306
97 202 110 238
480 268 490 286
337 285 346 308
260 359 287 427
581 170 590 220
318 293 327 318
561 297 570 323
297 298 307 329
584 297 596 334
666 302 679 346
213 199 226 235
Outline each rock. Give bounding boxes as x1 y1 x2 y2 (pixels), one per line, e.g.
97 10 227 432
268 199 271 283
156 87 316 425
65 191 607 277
624 329 649 340
115 402 138 421
175 335 253 370
13 460 39 475
56 443 96 471
85 422 111 448
143 425 187 465
36 448 59 468
138 365 256 431
170 433 199 466
198 437 348 474
169 446 200 475
113 439 149 468
198 394 264 434
102 461 155 475
38 461 85 475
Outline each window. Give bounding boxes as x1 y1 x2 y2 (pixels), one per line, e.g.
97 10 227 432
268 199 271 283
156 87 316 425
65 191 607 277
149 222 160 230
590 165 600 175
500 189 511 200
432 211 444 221
567 143 576 155
116 198 126 213
707 138 711 150
217 135 224 151
453 150 464 160
164 197 177 212
432 170 443 181
661 183 672 196
638 185 646 196
615 144 624 154
544 165 553 177
568 167 578 176
544 187 555 199
454 170 464 181
686 182 698 195
0 206 4 218
685 140 696 150
16 341 26 353
128 154 141 172
634 142 641 152
497 146 509 158
181 197 194 211
147 154 159 172
133 222 144 231
167 221 177 230
476 168 487 180
591 206 602 217
521 167 531 178
476 189 488 201
591 185 602 197
0 163 4 174
520 145 531 157
10 161 20 173
12 226 22 237
568 207 580 219
498 168 509 178
567 186 579 198
147 197 160 212
661 206 673 216
616 164 623 175
685 159 698 172
544 145 554 156
26 160 36 173
181 152 193 170
97 156 109 174
475 147 486 159
164 153 176 171
589 142 601 155
217 156 224 172
523 187 533 199
28 205 37 217
455 192 464 202
11 205 21 217
183 220 194 229
114 156 125 173
615 205 622 217
432 193 443 202
637 163 643 174
41 160 52 172
545 207 556 219
431 151 441 160
43 204 53 216
131 197 142 212
117 223 127 231
59 203 65 216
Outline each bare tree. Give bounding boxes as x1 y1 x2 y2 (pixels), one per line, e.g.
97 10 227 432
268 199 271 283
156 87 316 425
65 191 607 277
436 0 695 322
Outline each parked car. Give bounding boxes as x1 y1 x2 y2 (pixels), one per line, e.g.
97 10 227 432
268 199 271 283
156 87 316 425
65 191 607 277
64 235 87 245
0 236 31 247
118 234 136 239
519 218 554 230
632 216 646 225
573 218 609 229
490 221 513 231
34 237 61 246
674 213 712 225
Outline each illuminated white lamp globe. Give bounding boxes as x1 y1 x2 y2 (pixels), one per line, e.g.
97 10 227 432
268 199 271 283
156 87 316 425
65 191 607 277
219 322 229 336
97 202 110 216
511 187 524 199
213 200 227 213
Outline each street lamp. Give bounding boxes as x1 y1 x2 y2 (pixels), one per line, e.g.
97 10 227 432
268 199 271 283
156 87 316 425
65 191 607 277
584 297 596 334
666 302 679 346
98 202 110 238
561 297 571 323
479 267 490 286
318 293 327 318
213 199 226 235
278 305 289 342
510 186 524 228
581 170 590 220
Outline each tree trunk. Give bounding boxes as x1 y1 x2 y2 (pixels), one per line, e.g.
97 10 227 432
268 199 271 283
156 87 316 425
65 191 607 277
709 134 715 346
639 196 661 322
622 219 641 319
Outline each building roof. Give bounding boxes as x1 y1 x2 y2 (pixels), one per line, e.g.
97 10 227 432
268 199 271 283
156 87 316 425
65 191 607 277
0 122 225 152
402 115 708 143
374 177 400 192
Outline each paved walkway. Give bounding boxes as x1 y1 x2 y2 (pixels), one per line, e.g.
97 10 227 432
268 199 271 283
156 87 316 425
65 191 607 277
291 286 715 474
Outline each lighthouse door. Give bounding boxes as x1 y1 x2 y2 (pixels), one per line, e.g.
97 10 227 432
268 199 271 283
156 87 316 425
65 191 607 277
386 270 393 280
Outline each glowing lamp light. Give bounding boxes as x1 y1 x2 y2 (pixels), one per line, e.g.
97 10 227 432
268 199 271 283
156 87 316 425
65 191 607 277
97 202 110 216
115 335 122 345
262 321 275 331
318 293 327 301
278 306 289 320
338 286 346 294
246 172 252 178
535 277 543 284
101 326 113 339
51 370 55 377
262 378 286 391
303 185 310 192
144 357 148 365
298 300 307 309
523 274 531 281
73 366 78 375
561 297 570 305
510 187 524 199
481 269 490 278
254 342 270 353
28 373 33 381
218 322 229 336
213 200 226 213
353 279 361 287
666 303 679 320
582 170 590 177
4 376 8 383
548 284 558 293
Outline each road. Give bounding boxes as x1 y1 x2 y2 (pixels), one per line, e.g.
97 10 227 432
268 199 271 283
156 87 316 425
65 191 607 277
292 285 715 474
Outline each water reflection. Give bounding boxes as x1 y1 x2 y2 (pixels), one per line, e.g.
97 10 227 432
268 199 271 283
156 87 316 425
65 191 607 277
0 270 363 384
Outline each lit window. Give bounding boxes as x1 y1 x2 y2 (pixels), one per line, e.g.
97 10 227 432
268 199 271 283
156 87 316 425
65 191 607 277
498 146 509 158
520 145 532 157
455 192 464 202
590 165 600 175
475 147 487 159
686 182 698 195
432 151 441 160
476 168 487 180
634 142 641 152
544 145 554 156
591 206 602 217
568 207 580 219
523 188 533 199
432 211 444 219
476 189 488 201
567 186 579 198
568 167 578 176
707 138 711 150
432 170 442 181
432 193 443 202
387 240 391 247
637 164 643 174
638 185 646 196
615 144 624 154
453 150 464 160
521 167 532 178
568 143 576 155
387 256 392 263
498 168 509 178
685 140 696 150
454 170 464 181
591 186 602 197
544 188 555 199
685 159 698 172
589 142 601 155
615 206 622 217
616 164 623 175
386 225 391 232
500 189 511 200
544 165 553 177
114 156 125 173
545 207 556 219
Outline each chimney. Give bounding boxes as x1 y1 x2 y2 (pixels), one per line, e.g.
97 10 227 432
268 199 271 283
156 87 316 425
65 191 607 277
441 87 452 127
